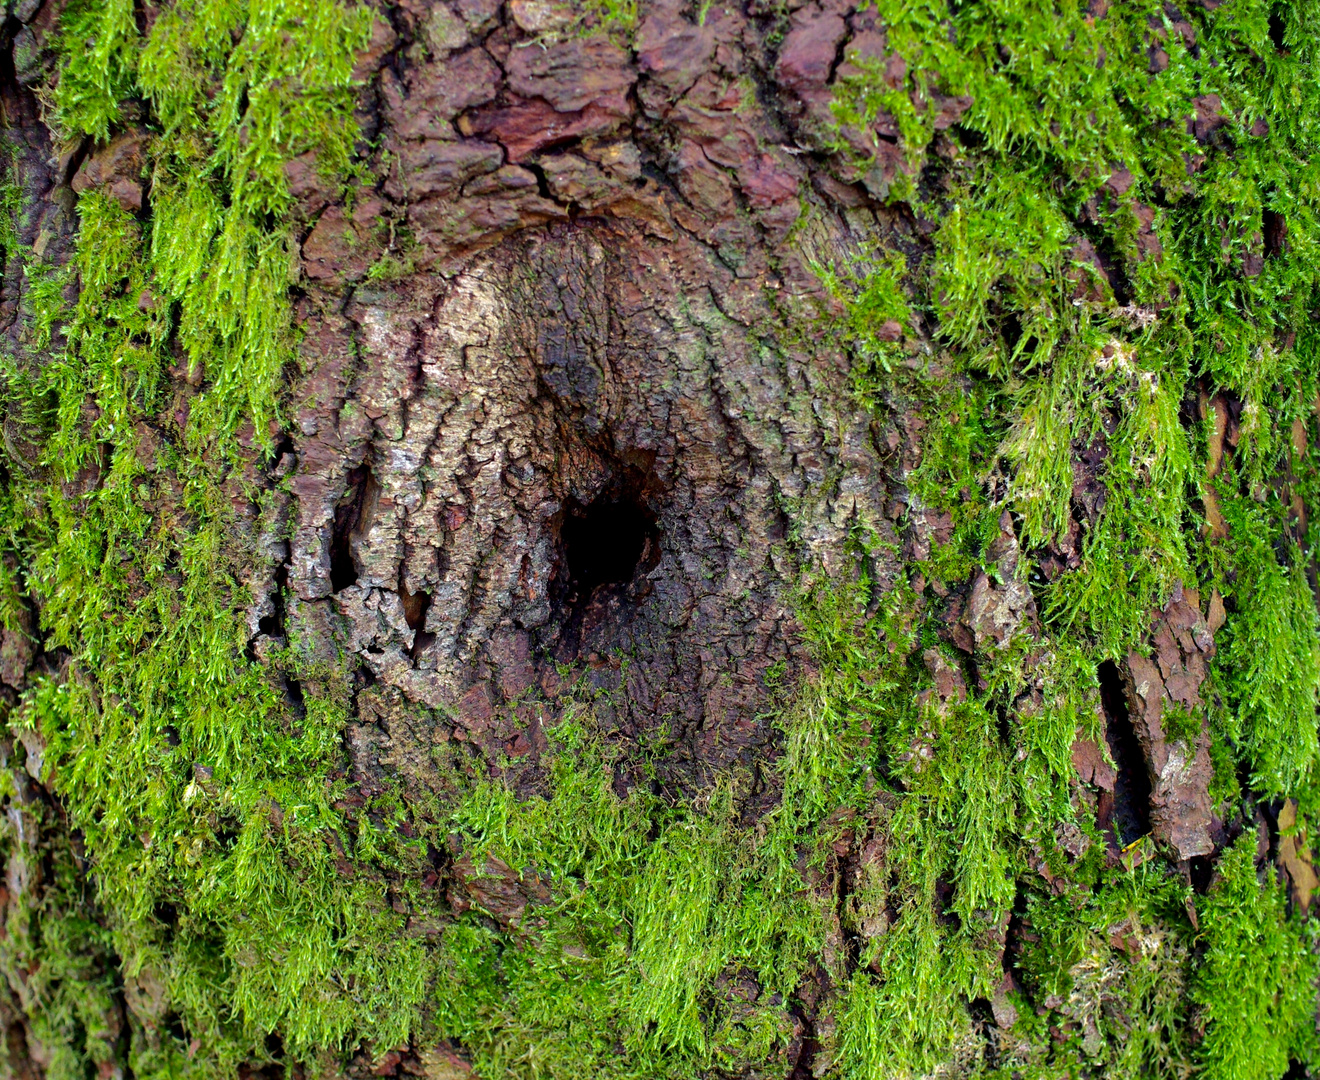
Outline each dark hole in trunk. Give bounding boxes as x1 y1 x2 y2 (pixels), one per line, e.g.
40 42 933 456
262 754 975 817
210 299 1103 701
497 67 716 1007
283 675 306 721
163 1013 188 1043
562 492 657 596
400 581 430 632
400 579 436 656
966 997 995 1030
999 311 1023 355
330 465 369 593
934 877 961 931
216 820 240 849
1098 660 1151 845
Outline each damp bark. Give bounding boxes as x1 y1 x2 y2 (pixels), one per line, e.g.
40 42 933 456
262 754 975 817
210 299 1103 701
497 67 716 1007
0 0 1317 1077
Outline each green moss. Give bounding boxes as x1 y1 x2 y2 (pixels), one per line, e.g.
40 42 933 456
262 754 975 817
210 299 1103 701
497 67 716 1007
51 0 139 141
814 247 913 384
0 747 126 1080
431 715 825 1079
0 0 426 1073
1016 864 1196 1077
1212 492 1320 794
817 0 1320 1073
1192 835 1319 1080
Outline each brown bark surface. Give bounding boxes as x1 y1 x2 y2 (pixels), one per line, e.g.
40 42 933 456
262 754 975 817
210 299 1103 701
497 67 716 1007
280 0 908 807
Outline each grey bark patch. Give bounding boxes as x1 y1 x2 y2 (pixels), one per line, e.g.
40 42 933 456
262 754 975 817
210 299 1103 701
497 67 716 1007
286 219 893 797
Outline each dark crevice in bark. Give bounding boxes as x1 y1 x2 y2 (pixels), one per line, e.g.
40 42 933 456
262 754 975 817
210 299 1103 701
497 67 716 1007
1264 208 1287 257
993 700 1011 747
1098 660 1151 846
330 464 371 593
154 901 178 934
401 576 436 658
935 877 961 932
1077 222 1134 305
998 310 1023 355
258 562 289 639
5 1019 38 1080
282 674 307 722
1268 6 1287 52
786 1001 820 1080
835 844 863 977
524 160 555 202
263 1032 286 1068
59 134 92 189
400 579 430 631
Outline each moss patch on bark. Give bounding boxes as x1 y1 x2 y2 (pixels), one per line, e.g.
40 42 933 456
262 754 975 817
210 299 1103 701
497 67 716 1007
0 0 1318 1078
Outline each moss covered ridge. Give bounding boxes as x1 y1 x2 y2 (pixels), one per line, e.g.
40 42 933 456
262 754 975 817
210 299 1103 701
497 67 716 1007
0 0 1318 1077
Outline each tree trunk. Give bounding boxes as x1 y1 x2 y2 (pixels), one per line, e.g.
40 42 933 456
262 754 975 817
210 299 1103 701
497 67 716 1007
1 1 1318 1078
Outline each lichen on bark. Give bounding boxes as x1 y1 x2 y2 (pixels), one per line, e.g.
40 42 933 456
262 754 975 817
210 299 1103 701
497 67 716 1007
1 0 1319 1078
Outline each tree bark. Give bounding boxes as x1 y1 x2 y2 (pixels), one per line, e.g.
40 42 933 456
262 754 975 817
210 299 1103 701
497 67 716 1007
1 1 1318 1078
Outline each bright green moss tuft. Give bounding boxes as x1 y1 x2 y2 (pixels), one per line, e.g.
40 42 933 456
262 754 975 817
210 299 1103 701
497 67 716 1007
1 0 423 1073
1016 864 1197 1077
1193 835 1319 1080
1213 511 1320 794
432 716 826 1079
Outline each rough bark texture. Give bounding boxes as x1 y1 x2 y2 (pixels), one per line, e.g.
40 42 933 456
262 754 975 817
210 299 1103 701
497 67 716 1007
275 0 919 812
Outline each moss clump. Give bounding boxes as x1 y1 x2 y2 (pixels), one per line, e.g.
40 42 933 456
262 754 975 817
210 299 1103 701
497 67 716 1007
433 717 822 1079
1 0 439 1074
1192 835 1319 1080
1212 498 1320 794
820 0 1320 1074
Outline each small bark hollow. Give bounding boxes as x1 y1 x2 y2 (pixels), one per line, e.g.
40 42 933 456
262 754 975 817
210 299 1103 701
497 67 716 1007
559 474 661 603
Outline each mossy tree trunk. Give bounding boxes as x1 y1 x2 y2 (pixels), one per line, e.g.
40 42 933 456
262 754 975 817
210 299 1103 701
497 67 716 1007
1 1 1319 1079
